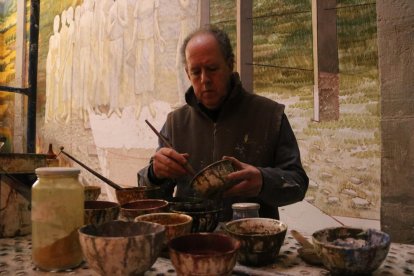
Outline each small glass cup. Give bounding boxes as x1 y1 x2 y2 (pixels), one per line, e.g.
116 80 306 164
232 202 260 220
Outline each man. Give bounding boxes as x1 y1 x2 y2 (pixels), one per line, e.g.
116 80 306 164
138 25 308 221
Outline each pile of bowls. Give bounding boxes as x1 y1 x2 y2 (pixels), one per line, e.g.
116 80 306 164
135 212 193 251
312 226 390 275
224 218 288 266
84 200 120 226
120 199 169 221
190 159 236 199
78 220 165 275
170 199 221 232
169 233 240 276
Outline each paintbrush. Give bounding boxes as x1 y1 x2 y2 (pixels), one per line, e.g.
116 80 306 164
145 120 196 177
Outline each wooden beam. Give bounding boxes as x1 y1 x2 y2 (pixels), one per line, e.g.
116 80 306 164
236 0 253 93
312 0 339 122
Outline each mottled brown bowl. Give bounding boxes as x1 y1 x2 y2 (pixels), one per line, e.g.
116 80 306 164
120 199 169 221
135 212 193 249
170 200 221 233
115 186 162 205
190 159 236 199
224 218 288 266
312 227 390 275
79 220 165 276
169 232 240 276
84 200 120 226
84 185 101 201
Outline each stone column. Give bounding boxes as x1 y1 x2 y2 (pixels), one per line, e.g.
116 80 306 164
312 0 339 122
377 0 414 244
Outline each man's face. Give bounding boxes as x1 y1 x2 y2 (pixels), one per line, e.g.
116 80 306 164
185 33 233 109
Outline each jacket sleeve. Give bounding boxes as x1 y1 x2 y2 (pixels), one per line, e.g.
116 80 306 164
137 123 176 199
257 114 309 207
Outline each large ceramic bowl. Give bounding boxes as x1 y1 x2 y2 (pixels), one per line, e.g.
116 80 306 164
135 212 193 250
169 232 240 276
84 200 120 226
170 200 221 232
78 220 165 276
312 227 390 275
224 218 288 266
120 199 169 221
190 159 236 199
115 186 162 205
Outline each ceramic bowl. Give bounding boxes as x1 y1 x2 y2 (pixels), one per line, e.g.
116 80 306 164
79 220 165 276
84 185 101 201
190 159 236 199
135 212 193 250
84 200 120 226
224 218 288 266
312 227 390 275
169 232 240 276
170 200 221 232
115 186 162 205
120 199 169 221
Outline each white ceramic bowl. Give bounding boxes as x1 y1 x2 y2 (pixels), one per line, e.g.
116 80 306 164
169 232 240 275
312 227 390 275
79 220 165 276
190 159 236 199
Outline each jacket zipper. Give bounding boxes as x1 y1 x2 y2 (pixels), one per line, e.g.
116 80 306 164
212 122 217 161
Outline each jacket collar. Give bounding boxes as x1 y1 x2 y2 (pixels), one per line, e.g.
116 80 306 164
184 72 244 112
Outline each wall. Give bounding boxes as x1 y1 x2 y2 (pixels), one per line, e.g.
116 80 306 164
36 0 200 201
377 0 414 244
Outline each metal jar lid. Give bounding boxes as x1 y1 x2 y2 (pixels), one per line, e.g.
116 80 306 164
231 202 260 210
35 167 80 176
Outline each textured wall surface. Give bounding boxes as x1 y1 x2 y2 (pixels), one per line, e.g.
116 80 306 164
377 0 414 244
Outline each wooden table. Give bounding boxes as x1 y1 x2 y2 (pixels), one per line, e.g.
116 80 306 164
1 232 413 275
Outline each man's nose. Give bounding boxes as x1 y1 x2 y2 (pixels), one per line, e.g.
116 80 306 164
200 70 211 84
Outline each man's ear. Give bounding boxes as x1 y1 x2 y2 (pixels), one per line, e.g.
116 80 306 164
227 58 234 72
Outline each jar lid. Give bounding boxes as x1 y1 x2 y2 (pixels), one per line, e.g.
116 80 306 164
35 167 80 176
232 202 260 210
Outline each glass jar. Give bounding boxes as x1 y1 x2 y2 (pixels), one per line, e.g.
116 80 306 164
232 202 260 220
31 167 84 271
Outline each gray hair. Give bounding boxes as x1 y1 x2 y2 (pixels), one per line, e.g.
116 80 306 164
180 25 235 66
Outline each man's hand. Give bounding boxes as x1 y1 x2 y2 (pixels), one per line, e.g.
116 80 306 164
152 147 190 179
222 156 263 197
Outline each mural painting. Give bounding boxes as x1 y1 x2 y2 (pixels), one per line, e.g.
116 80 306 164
1 0 380 219
0 0 17 152
211 0 380 220
37 0 200 201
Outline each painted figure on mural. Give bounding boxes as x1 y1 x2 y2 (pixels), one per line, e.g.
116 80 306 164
127 0 166 119
54 9 67 122
79 0 94 124
60 6 75 123
72 5 82 117
122 0 137 100
175 0 199 108
45 15 61 123
106 0 128 118
90 0 111 116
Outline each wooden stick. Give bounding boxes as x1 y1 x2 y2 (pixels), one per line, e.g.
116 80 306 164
59 147 123 190
145 120 196 176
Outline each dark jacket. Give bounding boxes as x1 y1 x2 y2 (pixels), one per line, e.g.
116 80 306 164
139 73 309 220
